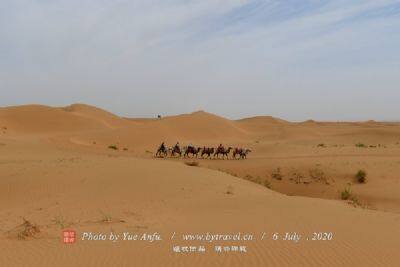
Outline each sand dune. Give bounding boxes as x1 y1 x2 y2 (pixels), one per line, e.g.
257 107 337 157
0 105 130 134
1 104 400 266
62 104 131 129
159 111 249 140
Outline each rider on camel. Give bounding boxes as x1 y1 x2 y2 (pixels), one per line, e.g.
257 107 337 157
174 142 180 151
159 142 166 151
188 142 193 150
217 143 223 152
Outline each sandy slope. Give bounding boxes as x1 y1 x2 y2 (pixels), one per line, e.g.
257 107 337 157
1 104 400 266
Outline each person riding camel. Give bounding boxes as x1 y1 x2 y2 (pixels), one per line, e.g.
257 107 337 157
217 143 223 152
174 142 180 151
159 142 166 151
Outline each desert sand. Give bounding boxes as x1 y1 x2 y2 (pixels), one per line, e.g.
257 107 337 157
1 104 400 266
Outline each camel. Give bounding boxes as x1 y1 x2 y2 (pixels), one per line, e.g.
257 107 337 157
233 148 251 159
239 148 251 159
155 143 168 158
233 148 242 159
171 145 182 157
201 147 214 158
214 146 232 160
184 146 202 158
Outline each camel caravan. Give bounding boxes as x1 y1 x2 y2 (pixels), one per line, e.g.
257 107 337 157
155 142 251 160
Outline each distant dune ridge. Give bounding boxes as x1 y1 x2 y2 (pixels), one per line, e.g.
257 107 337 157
2 103 397 136
0 104 131 133
0 104 290 134
1 103 400 267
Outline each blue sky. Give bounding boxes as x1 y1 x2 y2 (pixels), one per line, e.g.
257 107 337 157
1 0 399 121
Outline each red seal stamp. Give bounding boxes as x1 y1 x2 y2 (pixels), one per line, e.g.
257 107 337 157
63 230 76 244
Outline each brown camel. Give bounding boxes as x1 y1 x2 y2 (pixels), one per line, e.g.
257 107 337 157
184 146 202 158
201 147 214 158
214 146 232 160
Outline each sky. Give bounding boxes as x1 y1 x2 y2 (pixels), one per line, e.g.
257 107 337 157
1 0 399 121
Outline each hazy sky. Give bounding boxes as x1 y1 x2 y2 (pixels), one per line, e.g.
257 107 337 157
1 0 399 121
